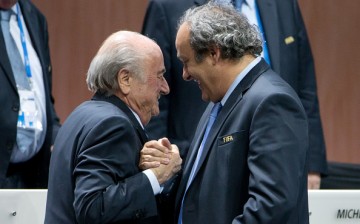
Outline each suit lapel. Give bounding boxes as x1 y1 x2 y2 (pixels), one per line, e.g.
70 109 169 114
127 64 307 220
92 93 149 144
0 9 17 91
256 0 281 73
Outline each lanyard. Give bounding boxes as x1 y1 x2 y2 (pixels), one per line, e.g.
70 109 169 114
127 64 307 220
15 3 32 79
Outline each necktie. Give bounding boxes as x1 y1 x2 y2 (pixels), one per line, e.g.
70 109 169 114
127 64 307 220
1 10 30 89
234 0 243 11
186 102 222 187
178 102 222 224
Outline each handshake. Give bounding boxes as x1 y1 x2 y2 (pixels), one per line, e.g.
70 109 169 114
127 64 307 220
140 138 182 184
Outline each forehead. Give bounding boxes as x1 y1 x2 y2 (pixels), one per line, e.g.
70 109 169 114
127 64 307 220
145 48 163 68
141 50 165 78
176 23 193 59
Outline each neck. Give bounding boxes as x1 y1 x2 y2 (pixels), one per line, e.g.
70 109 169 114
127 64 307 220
221 54 255 88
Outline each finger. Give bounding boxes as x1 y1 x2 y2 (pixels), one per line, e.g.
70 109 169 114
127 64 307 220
145 140 170 154
144 141 166 153
144 140 158 147
140 154 170 166
139 161 161 170
141 147 171 161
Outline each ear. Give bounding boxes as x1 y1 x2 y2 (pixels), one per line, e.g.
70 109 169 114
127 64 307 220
209 46 221 65
118 69 131 95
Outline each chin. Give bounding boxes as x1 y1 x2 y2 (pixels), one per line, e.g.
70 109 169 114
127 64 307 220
151 108 160 117
152 111 160 117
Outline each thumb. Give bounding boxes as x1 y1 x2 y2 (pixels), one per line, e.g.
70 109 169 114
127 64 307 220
159 137 171 151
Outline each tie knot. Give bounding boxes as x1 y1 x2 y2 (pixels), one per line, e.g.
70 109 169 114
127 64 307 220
1 10 13 21
210 102 222 118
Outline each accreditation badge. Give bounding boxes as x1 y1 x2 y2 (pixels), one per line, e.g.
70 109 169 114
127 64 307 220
17 89 38 130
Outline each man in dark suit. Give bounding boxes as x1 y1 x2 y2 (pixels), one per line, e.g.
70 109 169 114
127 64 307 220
141 2 309 223
45 31 182 223
142 0 327 189
0 0 60 188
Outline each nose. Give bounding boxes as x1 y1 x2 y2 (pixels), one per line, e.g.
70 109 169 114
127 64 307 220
160 77 170 95
182 67 192 81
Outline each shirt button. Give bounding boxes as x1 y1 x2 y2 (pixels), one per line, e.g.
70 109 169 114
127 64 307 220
135 210 144 219
6 141 13 150
12 104 19 112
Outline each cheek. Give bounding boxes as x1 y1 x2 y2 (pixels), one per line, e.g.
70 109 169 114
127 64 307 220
144 85 159 106
149 99 160 116
152 104 160 114
187 63 204 78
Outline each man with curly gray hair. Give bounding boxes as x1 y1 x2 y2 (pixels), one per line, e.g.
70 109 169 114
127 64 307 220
175 2 309 223
141 2 309 223
142 0 327 192
179 3 262 64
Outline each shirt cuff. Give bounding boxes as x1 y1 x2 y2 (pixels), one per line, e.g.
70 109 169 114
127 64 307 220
142 169 161 195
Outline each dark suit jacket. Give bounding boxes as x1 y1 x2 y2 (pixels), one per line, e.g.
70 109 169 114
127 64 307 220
176 59 309 223
142 0 327 174
45 93 160 224
0 0 60 188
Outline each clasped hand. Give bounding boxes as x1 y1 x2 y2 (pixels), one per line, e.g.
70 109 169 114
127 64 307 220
139 138 182 184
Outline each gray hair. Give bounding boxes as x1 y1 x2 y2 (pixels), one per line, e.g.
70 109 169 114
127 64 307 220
178 1 263 62
86 31 146 96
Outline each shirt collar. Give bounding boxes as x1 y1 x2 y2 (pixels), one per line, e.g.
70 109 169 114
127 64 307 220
245 0 255 10
221 56 261 106
129 107 145 129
